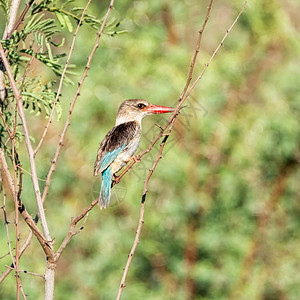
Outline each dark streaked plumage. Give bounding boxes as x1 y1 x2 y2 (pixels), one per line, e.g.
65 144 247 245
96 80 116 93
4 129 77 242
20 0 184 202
94 121 138 176
94 99 174 209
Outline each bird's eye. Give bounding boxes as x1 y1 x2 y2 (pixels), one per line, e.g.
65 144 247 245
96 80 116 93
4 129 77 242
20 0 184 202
137 103 146 109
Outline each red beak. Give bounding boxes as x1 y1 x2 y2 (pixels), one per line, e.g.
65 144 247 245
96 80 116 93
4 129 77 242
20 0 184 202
146 104 175 114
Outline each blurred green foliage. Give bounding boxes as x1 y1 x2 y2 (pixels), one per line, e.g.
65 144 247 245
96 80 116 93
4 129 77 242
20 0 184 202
1 0 300 299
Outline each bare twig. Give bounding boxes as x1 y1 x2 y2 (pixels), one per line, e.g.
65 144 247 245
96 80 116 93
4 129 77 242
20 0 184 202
19 53 36 100
34 0 92 156
1 191 16 270
179 0 214 100
11 139 21 299
0 0 115 289
41 0 115 204
112 0 214 188
0 106 13 140
0 0 22 103
0 148 55 261
116 2 247 298
182 1 247 104
113 1 247 187
55 200 98 259
116 132 170 300
0 42 52 242
6 0 35 40
0 107 21 296
20 285 27 300
0 250 14 260
0 231 33 284
5 265 45 279
4 0 23 39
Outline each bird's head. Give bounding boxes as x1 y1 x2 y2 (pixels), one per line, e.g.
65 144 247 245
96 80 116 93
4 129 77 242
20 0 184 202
115 99 175 125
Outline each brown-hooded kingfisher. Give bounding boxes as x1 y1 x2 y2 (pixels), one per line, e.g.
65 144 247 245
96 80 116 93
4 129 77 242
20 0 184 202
94 99 174 209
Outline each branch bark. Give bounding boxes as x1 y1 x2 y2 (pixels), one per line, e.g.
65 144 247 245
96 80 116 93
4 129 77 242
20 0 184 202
0 43 52 242
3 0 22 39
0 148 55 260
34 0 92 156
41 0 116 204
116 1 247 298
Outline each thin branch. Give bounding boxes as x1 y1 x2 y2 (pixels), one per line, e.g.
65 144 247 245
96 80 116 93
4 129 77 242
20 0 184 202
113 0 247 187
0 42 52 242
0 250 15 260
0 111 21 295
1 191 16 270
0 148 55 262
0 231 33 284
11 138 21 299
41 0 115 204
116 133 170 300
182 1 247 103
0 0 23 103
1 0 114 286
6 0 35 40
20 285 27 300
116 2 247 298
34 0 92 156
55 199 98 259
3 0 22 39
19 51 36 102
5 265 45 279
0 106 14 140
179 0 214 100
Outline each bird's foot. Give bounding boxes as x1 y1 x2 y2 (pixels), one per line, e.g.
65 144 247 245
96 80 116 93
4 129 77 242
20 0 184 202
113 174 120 184
130 155 141 163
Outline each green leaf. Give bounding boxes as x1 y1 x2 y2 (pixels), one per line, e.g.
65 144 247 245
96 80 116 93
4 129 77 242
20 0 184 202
63 14 73 32
55 11 65 28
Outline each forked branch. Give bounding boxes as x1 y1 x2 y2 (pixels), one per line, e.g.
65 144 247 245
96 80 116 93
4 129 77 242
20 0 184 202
34 0 92 156
0 42 52 241
41 0 116 204
116 2 247 298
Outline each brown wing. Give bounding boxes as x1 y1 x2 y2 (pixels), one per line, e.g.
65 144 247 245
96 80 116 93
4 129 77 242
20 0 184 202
94 121 137 175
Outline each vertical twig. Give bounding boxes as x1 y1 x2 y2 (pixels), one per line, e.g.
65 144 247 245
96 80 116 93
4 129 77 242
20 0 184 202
0 42 52 242
34 0 92 156
41 0 115 204
116 2 247 298
3 0 22 38
111 0 214 185
44 1 115 299
1 189 16 271
1 175 21 298
11 140 21 299
116 133 170 300
0 149 54 258
179 0 214 100
0 231 33 283
0 0 22 102
182 1 247 104
6 0 35 40
20 285 27 300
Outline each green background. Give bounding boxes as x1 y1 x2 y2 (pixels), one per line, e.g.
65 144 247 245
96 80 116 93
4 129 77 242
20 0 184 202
1 0 300 299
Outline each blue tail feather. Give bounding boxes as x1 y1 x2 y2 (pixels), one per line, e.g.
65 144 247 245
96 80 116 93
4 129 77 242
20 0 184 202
99 166 112 209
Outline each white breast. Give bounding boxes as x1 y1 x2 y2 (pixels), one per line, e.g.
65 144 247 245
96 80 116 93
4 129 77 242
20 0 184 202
110 128 141 174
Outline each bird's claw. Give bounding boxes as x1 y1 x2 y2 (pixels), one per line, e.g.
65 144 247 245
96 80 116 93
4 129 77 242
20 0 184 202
131 155 141 163
113 174 120 184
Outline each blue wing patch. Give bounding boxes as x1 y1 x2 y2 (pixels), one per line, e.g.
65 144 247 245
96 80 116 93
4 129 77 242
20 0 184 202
94 121 138 176
99 166 112 208
99 143 126 173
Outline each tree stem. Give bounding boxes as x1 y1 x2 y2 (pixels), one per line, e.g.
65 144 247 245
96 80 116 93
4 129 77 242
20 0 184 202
44 262 56 300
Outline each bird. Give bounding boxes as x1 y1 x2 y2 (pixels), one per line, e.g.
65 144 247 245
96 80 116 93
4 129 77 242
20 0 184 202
94 99 175 209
